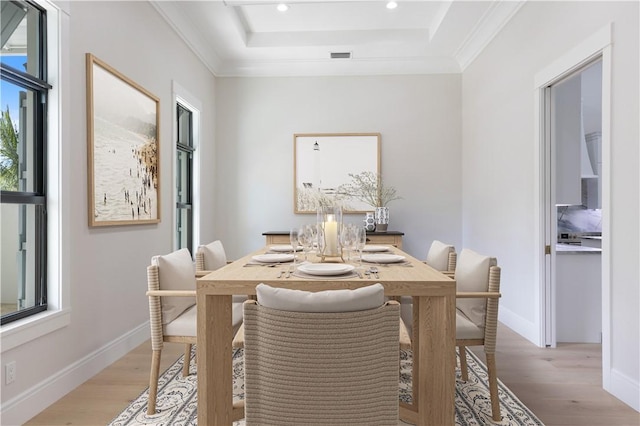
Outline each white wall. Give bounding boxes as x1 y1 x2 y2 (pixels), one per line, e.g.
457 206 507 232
461 1 638 409
213 75 463 260
0 2 218 423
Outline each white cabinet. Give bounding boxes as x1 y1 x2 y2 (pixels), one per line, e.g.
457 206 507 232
556 250 601 343
580 236 602 248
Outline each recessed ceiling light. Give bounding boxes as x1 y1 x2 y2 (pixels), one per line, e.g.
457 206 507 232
277 3 289 12
386 1 398 9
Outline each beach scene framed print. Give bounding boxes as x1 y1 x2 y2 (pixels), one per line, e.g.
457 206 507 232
86 53 160 227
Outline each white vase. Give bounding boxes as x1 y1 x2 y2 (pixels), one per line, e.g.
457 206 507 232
375 207 389 232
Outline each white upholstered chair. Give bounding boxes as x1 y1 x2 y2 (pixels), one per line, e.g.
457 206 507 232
455 248 502 421
195 240 247 346
146 248 242 415
401 240 457 337
425 239 457 273
195 239 228 274
243 283 400 425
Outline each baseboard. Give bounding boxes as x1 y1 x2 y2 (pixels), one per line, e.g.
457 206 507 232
0 321 150 426
608 367 640 412
498 306 541 346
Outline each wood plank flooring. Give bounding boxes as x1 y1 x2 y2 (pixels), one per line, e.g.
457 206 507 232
25 323 639 426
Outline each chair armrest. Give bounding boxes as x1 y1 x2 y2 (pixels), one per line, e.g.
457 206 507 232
146 290 197 297
456 291 501 299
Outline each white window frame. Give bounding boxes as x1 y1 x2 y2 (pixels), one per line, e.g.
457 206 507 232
1 0 70 351
172 81 201 253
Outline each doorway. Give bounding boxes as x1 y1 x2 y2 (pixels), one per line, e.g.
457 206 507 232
535 24 612 385
545 59 603 348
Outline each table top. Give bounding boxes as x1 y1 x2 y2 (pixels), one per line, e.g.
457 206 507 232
262 230 405 236
197 246 454 297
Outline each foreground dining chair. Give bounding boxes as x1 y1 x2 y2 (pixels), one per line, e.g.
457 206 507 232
455 248 502 421
146 248 242 415
243 283 400 425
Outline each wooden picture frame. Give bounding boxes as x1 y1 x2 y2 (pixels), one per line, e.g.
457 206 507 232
86 53 160 227
294 133 381 213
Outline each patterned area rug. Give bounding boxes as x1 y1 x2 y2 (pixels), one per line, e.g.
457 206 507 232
109 347 543 426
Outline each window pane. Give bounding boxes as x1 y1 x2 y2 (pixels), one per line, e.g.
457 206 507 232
176 149 190 204
177 104 192 147
0 78 38 192
1 1 42 79
176 206 192 251
1 202 40 317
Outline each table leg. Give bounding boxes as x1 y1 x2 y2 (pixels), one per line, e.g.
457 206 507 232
415 294 456 425
197 293 233 425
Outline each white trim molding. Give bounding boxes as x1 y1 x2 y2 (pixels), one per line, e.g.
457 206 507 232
1 322 150 425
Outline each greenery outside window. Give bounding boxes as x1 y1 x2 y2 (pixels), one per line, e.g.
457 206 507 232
1 0 49 325
176 103 193 252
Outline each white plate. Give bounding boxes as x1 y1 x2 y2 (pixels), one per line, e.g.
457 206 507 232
252 253 294 263
362 245 390 252
297 263 355 276
270 245 302 252
361 254 406 264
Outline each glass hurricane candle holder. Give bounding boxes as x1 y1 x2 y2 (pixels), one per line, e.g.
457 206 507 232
317 205 343 261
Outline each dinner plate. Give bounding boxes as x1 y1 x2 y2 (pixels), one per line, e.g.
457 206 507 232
297 263 355 276
270 244 303 252
362 245 390 252
361 254 406 264
251 253 294 263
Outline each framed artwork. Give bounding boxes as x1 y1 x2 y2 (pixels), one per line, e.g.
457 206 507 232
294 133 380 213
86 53 160 227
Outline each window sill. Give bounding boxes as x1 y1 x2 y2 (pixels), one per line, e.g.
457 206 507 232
0 308 71 352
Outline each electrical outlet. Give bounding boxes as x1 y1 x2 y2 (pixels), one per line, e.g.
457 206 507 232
5 361 16 385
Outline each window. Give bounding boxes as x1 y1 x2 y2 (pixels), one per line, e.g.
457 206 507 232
1 1 49 325
176 102 193 252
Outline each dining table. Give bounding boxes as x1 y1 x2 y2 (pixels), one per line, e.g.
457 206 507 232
196 244 456 425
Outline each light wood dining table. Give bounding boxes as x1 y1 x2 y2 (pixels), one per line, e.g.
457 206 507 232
196 245 456 425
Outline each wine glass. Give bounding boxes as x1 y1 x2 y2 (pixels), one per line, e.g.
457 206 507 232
340 223 357 262
355 227 367 267
297 225 313 261
290 227 299 268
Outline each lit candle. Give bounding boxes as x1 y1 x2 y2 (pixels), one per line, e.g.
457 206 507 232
324 215 338 255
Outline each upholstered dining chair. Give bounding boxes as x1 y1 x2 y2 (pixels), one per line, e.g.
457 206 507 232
425 239 457 273
454 248 502 421
195 240 248 347
243 283 400 425
401 240 457 337
146 248 243 415
195 239 228 274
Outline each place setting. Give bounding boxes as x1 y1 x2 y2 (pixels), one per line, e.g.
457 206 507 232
361 253 413 267
267 244 303 253
243 253 295 267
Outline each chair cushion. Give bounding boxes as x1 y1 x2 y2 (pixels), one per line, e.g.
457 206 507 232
152 248 196 325
163 304 197 337
456 309 484 340
163 302 244 337
199 240 227 271
426 240 454 271
256 283 385 312
455 249 497 329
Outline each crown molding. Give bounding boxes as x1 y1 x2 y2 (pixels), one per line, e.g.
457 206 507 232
149 1 223 76
454 0 526 71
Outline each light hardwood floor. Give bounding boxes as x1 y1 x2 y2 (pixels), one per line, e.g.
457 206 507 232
25 323 639 426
